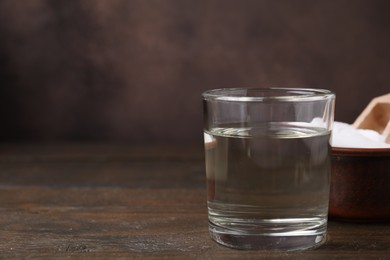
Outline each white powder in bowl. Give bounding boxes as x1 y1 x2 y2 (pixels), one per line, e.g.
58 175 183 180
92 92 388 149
331 121 390 149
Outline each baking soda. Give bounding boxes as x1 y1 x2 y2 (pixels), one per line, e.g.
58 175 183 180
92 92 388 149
331 121 390 148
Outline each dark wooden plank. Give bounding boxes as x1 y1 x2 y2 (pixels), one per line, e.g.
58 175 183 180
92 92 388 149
1 186 389 259
0 143 204 162
0 143 206 189
0 187 209 259
0 160 205 188
0 144 389 259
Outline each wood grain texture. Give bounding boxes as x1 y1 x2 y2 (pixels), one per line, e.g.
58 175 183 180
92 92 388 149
0 144 389 259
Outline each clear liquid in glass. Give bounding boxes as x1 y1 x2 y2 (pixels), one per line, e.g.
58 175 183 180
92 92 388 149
204 122 331 250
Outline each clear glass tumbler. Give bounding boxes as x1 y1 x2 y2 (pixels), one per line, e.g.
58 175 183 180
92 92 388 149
202 88 335 250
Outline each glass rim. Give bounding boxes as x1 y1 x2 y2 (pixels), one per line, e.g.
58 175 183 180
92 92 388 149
202 87 335 102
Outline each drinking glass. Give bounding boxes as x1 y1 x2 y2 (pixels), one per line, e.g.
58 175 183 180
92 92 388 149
202 88 335 250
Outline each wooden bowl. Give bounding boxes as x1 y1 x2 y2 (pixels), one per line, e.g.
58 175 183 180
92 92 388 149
329 147 390 222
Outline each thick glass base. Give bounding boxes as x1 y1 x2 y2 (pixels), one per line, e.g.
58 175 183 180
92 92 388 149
209 222 327 251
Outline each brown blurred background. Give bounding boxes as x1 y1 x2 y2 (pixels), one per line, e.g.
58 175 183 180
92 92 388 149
0 0 389 144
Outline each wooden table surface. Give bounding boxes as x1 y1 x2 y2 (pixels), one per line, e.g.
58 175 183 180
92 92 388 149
0 143 389 259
